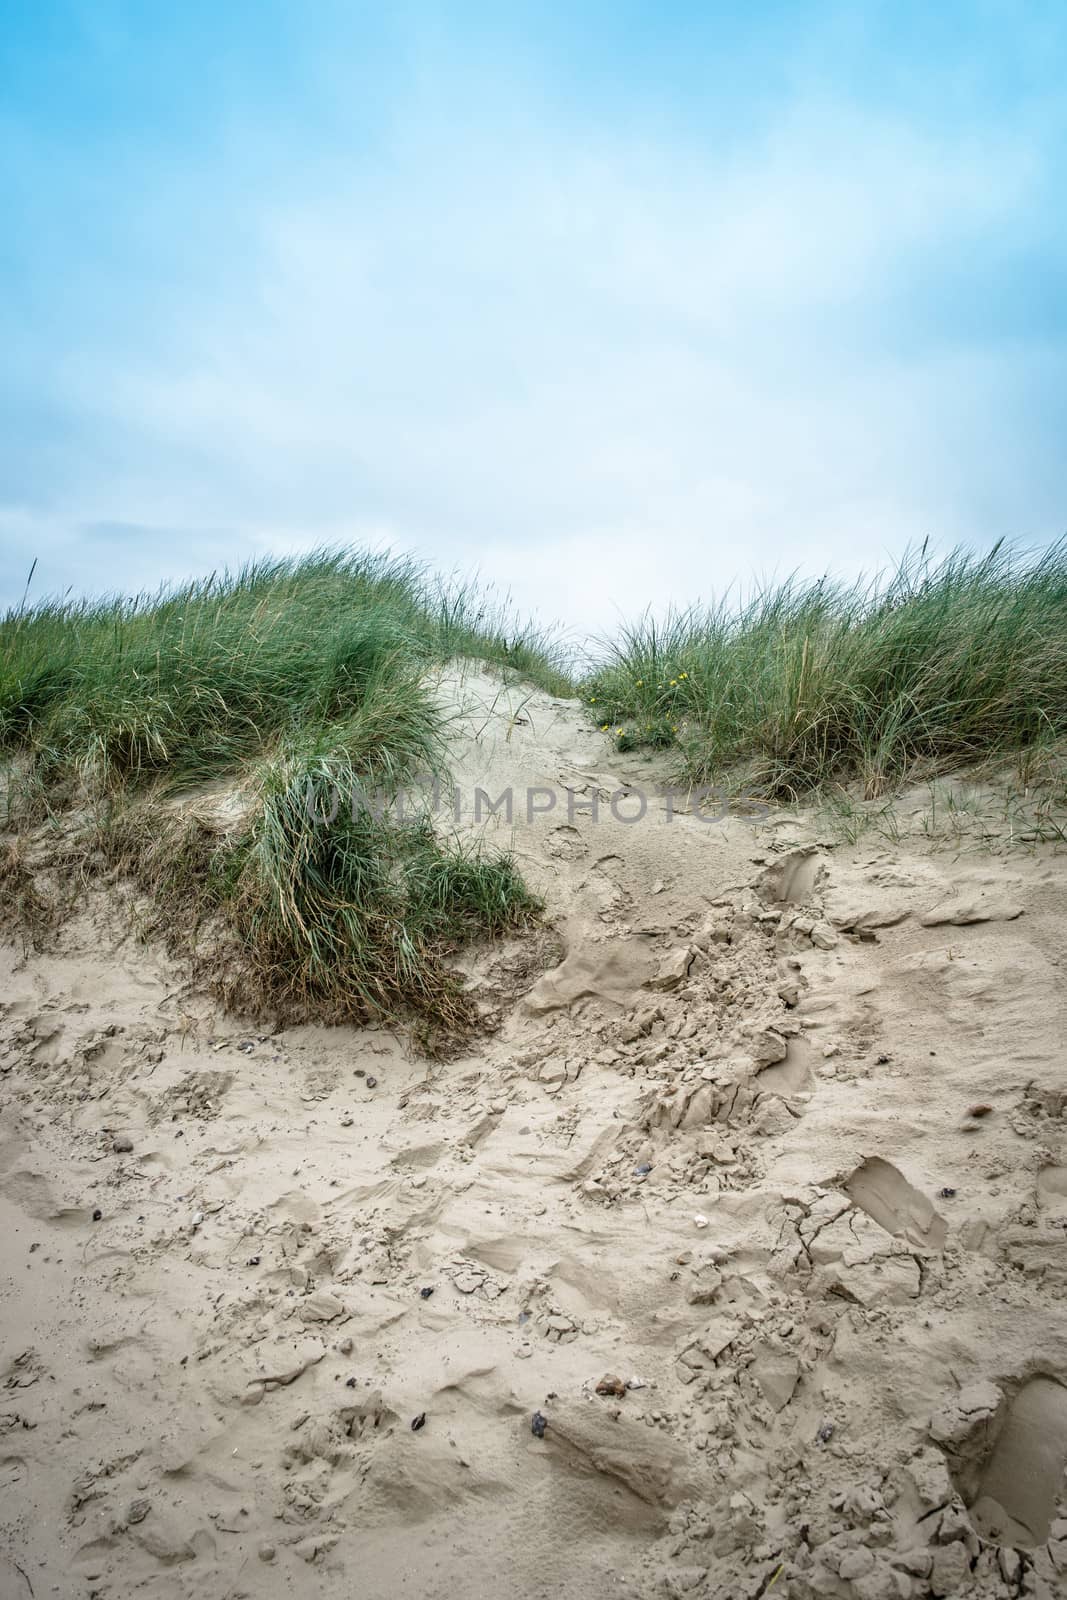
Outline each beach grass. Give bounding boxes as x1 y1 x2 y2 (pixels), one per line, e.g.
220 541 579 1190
582 541 1067 797
0 550 564 1036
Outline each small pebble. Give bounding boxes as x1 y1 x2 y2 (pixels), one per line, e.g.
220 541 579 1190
634 1163 653 1176
258 1543 276 1563
366 1076 378 1089
345 1376 357 1388
939 1187 957 1199
419 1286 434 1300
531 1410 547 1438
595 1374 627 1397
816 1420 835 1444
92 1208 103 1222
112 1136 134 1154
411 1412 427 1431
247 1255 261 1266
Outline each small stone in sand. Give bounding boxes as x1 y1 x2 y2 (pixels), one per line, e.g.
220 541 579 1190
967 1103 993 1118
531 1410 547 1438
816 1420 835 1444
126 1499 151 1525
366 1076 378 1089
247 1255 260 1266
419 1286 434 1299
595 1374 627 1397
302 1290 344 1322
113 1136 134 1154
411 1412 426 1431
92 1208 102 1221
258 1544 276 1562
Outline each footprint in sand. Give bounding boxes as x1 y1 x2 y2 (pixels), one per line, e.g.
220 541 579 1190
755 847 826 906
843 1155 948 1250
582 854 629 920
545 824 587 862
968 1377 1067 1547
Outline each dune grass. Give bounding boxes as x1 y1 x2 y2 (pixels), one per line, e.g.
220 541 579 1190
0 549 573 795
0 550 563 1038
79 760 541 1041
582 541 1067 797
5 537 1066 1027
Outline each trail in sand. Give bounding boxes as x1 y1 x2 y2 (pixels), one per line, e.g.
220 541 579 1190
2 667 1067 1599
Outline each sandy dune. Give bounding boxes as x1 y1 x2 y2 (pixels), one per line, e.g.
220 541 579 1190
2 670 1067 1599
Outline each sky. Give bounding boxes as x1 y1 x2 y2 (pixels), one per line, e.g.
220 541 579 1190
1 1 1065 637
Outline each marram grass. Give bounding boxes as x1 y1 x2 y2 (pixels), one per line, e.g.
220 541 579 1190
582 541 1067 797
4 538 1067 1033
0 550 562 1040
83 768 540 1045
0 548 573 794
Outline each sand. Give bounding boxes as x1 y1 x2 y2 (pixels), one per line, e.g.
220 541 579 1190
2 666 1066 1599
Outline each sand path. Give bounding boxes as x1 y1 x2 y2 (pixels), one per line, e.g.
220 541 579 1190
2 669 1067 1598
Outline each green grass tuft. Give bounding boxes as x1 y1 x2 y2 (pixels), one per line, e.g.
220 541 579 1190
582 541 1067 797
0 549 561 1041
0 550 573 794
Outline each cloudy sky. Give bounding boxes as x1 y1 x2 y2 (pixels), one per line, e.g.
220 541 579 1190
1 1 1065 634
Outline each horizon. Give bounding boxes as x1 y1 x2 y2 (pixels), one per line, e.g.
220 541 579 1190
2 2 1065 630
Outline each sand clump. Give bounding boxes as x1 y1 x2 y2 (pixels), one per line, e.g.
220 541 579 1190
2 665 1067 1598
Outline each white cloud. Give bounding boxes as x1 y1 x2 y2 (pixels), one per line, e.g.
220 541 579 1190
2 33 1064 631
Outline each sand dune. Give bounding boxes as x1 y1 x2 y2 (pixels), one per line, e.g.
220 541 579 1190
2 668 1066 1598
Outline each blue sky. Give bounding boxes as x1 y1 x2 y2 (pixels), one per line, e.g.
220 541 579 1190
1 1 1065 632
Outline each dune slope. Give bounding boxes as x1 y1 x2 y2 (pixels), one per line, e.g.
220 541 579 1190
2 668 1067 1599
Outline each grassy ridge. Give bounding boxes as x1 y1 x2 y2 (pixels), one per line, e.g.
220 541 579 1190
583 542 1067 797
4 538 1065 1029
0 549 572 792
0 551 565 1037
